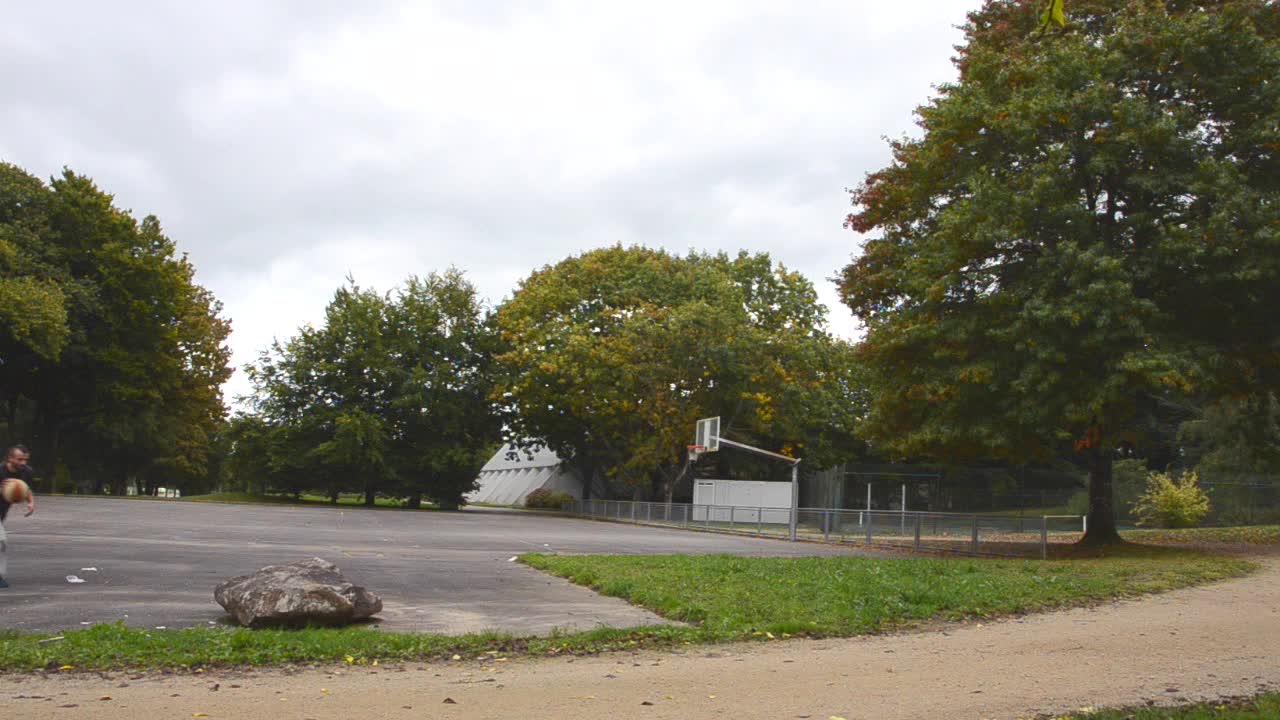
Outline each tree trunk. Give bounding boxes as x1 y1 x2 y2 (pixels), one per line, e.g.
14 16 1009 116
578 457 596 501
406 492 422 509
1081 450 1122 545
364 486 376 507
329 490 339 505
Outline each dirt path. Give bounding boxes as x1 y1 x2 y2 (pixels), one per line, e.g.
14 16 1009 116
6 557 1279 720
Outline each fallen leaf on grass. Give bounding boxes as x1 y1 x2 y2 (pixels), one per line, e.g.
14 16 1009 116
58 665 74 671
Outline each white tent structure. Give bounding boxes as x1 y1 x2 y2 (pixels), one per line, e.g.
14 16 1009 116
467 443 587 506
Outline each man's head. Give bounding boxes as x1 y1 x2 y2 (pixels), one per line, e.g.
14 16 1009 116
4 445 30 472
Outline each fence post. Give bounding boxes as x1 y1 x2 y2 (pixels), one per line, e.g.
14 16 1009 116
757 507 764 536
647 502 652 524
865 512 874 546
823 510 831 541
631 501 637 523
1040 516 1049 560
970 515 979 555
913 513 922 551
728 506 735 532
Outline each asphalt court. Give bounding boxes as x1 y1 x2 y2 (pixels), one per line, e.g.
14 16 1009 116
0 496 864 634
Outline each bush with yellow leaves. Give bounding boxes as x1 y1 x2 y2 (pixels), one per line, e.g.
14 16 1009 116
1130 470 1211 529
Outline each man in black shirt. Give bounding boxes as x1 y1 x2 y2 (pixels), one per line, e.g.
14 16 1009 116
1 444 37 588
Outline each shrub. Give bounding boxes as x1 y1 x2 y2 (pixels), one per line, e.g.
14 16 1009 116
524 488 575 510
1131 470 1211 529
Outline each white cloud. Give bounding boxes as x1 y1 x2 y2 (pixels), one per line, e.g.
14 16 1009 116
0 1 968 402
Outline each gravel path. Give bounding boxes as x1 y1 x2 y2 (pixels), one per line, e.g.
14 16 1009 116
5 555 1278 719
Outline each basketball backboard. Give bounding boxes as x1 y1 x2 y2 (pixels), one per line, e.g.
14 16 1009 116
695 416 720 452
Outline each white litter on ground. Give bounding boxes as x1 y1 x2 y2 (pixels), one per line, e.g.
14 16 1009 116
65 575 86 584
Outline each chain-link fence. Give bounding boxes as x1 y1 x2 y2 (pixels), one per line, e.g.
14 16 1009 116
802 463 1280 528
569 499 1084 558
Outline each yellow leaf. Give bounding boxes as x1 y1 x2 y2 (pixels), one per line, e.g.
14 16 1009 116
193 714 209 718
58 664 74 671
100 695 113 700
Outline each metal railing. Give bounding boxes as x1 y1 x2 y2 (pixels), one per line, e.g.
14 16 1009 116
567 499 1085 558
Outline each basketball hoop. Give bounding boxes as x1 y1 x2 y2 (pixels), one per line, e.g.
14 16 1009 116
687 444 707 462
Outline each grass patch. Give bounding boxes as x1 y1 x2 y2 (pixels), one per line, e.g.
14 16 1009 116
0 545 1253 672
1062 692 1280 719
520 546 1253 638
0 623 685 673
1120 526 1280 545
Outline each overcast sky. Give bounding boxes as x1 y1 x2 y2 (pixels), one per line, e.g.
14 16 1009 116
2 1 968 402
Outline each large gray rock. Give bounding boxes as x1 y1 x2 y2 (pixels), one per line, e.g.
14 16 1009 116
214 557 382 628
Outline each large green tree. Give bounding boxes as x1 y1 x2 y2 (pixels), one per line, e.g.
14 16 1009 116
838 0 1279 543
244 270 498 508
1 163 232 493
493 246 862 499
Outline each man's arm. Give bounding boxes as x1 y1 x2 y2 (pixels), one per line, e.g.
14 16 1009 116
22 467 36 516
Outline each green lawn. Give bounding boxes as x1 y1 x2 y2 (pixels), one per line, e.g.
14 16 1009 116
1063 693 1280 719
0 546 1254 671
1120 526 1280 545
520 546 1252 637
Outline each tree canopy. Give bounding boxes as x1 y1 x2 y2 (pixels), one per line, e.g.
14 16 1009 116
838 0 1279 542
493 246 863 498
242 270 499 508
1 163 233 493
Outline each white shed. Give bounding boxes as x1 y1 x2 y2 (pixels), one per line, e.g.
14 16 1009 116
692 479 793 524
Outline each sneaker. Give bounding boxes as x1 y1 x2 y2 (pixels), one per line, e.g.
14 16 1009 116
0 578 8 588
